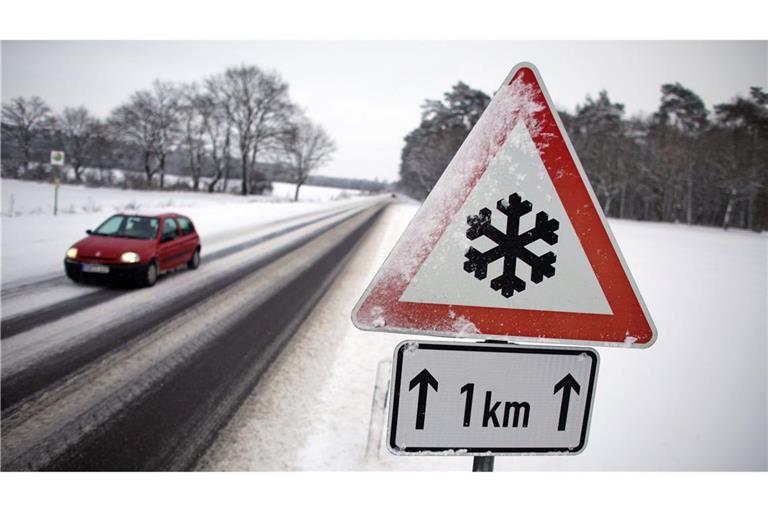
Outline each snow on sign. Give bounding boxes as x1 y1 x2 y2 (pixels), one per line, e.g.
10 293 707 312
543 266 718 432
388 341 599 455
352 62 656 347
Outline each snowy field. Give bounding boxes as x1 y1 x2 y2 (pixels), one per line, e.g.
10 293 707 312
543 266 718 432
0 178 365 287
200 203 767 471
1 177 766 470
269 181 361 201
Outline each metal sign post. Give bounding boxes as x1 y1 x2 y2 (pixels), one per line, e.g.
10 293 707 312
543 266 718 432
51 151 65 217
53 177 60 216
472 455 494 472
471 339 507 472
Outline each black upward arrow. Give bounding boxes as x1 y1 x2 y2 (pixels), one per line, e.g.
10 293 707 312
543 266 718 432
554 373 581 431
409 369 438 430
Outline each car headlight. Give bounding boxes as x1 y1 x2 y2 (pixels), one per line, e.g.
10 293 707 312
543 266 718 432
66 247 78 259
120 251 141 263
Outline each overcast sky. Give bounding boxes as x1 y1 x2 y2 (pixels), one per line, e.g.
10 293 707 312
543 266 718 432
2 41 766 182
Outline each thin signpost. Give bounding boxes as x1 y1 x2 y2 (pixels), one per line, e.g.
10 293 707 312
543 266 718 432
53 177 60 216
50 151 65 216
472 455 494 472
472 338 508 472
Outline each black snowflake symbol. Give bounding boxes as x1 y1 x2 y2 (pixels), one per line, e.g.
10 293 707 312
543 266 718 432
464 193 560 297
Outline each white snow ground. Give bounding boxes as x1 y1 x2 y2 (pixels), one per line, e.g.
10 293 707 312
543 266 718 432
1 177 765 470
200 203 767 471
0 178 365 288
270 181 362 201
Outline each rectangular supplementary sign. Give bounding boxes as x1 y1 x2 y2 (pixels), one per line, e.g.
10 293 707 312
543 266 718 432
388 341 599 455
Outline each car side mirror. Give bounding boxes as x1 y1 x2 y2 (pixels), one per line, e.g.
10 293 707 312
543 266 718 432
86 229 93 235
161 233 175 243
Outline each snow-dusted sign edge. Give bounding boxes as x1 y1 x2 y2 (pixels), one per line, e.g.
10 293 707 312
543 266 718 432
350 62 658 349
534 61 658 349
384 340 600 456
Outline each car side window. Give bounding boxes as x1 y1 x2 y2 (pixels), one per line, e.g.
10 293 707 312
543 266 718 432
162 218 178 241
178 217 195 236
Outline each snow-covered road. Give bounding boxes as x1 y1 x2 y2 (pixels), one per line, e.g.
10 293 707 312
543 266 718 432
200 205 767 471
1 180 389 470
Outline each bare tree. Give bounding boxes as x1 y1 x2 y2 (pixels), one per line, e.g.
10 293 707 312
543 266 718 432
110 91 158 186
202 76 234 193
56 106 99 181
1 96 52 171
279 115 337 201
109 81 180 189
217 65 294 195
88 120 116 184
179 84 209 191
150 81 181 190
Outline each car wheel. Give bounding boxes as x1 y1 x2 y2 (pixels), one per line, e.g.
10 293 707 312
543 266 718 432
143 261 158 287
187 248 200 270
68 274 82 284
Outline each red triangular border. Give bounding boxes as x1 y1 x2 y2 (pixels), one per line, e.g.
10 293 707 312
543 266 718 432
353 63 656 347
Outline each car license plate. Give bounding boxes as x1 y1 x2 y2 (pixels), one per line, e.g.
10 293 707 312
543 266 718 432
81 263 109 274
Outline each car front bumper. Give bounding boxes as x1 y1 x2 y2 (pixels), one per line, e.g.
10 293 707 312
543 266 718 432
64 259 150 283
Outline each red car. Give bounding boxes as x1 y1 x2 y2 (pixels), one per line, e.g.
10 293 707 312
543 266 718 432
64 212 201 287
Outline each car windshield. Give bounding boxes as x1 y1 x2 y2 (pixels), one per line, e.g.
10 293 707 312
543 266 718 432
93 215 159 240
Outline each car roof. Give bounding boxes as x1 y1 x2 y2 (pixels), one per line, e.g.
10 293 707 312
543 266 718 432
112 212 186 219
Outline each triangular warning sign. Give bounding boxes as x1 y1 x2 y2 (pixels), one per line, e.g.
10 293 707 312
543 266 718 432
353 63 656 348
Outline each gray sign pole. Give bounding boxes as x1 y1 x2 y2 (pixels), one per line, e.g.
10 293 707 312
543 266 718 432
471 339 509 472
472 455 494 472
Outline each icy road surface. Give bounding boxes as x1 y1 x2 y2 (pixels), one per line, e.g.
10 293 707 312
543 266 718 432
1 195 387 470
200 205 767 471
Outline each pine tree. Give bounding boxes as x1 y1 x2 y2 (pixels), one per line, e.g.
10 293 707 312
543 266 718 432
398 82 490 199
571 91 631 217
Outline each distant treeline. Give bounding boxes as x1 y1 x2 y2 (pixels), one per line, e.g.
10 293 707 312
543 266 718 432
399 82 768 231
0 127 387 194
1 64 376 201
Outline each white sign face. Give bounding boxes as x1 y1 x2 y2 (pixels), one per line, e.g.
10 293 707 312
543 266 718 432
50 150 65 166
388 341 599 455
400 123 612 315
